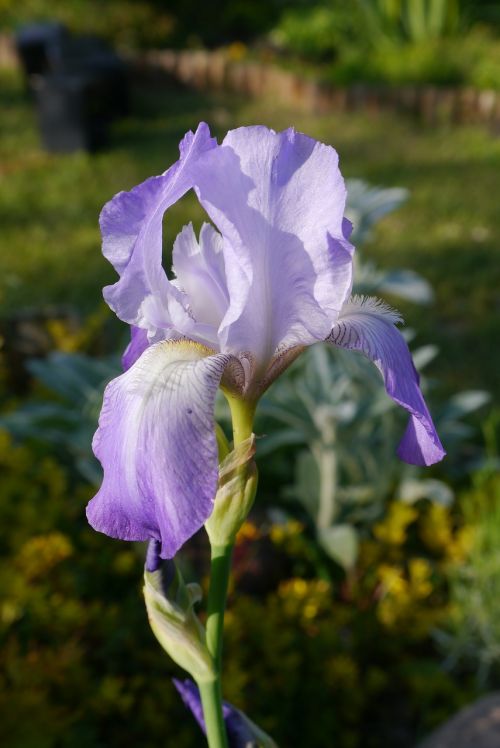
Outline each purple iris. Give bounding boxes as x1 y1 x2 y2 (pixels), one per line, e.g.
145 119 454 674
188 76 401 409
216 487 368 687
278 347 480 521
86 123 445 559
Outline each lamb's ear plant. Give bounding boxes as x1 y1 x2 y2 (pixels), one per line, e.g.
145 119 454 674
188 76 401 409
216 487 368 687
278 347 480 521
253 342 488 572
87 125 444 745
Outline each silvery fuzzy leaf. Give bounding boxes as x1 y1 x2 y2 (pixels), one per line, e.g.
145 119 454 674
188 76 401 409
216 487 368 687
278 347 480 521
411 344 439 371
443 391 491 419
345 179 409 245
399 478 454 506
257 429 306 457
318 525 359 570
377 269 433 304
28 351 119 403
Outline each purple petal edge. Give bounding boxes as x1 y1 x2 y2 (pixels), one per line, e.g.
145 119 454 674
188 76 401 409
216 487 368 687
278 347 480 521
330 297 446 467
122 326 149 370
100 123 217 334
173 679 255 748
87 342 230 558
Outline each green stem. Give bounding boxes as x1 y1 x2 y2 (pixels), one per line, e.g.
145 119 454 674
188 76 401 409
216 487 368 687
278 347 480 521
206 543 233 672
199 678 229 748
198 396 256 748
226 394 256 446
198 543 232 748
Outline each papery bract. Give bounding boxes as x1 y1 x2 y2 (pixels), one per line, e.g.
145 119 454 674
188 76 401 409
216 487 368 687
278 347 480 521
87 123 445 559
143 541 215 683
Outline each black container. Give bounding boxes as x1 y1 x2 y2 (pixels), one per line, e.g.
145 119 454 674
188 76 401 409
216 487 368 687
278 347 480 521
56 34 130 118
15 22 67 79
32 73 110 153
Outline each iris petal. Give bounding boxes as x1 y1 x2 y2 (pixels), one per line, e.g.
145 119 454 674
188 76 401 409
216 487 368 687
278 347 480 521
87 340 230 558
122 326 149 371
191 126 353 366
100 123 217 337
329 296 446 466
172 222 229 345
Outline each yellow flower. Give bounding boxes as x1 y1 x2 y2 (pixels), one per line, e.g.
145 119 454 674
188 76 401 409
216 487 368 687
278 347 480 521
374 503 418 546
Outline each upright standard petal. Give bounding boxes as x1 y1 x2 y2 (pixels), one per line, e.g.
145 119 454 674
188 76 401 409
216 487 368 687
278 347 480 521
100 123 217 336
329 296 446 466
191 126 354 366
87 340 230 558
171 222 229 347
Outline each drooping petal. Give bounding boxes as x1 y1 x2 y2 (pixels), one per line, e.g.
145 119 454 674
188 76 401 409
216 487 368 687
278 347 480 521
173 679 277 748
100 123 217 336
191 126 353 366
122 326 149 370
87 340 231 558
329 296 446 466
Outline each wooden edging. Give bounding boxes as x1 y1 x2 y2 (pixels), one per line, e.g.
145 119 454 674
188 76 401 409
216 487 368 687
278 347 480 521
1 32 498 129
134 48 500 129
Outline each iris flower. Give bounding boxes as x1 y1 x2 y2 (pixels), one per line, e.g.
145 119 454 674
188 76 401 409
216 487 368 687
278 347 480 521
87 124 445 559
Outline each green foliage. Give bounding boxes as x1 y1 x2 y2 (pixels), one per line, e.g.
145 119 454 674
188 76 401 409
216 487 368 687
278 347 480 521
272 1 500 89
271 4 351 62
1 70 499 403
222 503 475 747
254 341 486 570
329 27 500 88
355 0 461 44
0 430 198 748
0 56 498 748
0 350 120 484
440 474 500 685
0 0 173 49
0 424 478 746
0 0 305 49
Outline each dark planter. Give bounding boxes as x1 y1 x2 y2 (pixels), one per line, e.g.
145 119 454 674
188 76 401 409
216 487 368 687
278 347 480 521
32 73 110 153
15 22 67 80
56 34 130 119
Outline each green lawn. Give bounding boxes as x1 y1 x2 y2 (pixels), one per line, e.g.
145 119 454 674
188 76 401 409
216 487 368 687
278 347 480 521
1 68 499 402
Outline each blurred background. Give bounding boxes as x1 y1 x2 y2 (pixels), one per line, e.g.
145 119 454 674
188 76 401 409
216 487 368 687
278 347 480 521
1 1 499 746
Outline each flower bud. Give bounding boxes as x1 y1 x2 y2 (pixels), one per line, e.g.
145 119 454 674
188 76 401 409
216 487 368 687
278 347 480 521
143 541 215 683
205 435 258 547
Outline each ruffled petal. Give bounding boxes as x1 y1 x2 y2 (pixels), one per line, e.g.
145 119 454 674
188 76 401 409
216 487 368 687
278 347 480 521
100 123 217 337
191 126 353 365
329 296 446 466
121 326 149 370
172 222 229 346
87 340 230 558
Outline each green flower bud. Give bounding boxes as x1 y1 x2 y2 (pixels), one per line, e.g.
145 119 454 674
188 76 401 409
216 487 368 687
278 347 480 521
205 435 258 547
143 547 215 683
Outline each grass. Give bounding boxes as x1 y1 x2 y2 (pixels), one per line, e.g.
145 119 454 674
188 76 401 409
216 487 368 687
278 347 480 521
1 67 499 403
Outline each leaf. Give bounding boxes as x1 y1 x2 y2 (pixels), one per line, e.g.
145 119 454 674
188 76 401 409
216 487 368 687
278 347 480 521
318 525 359 570
378 269 434 304
399 478 454 506
444 391 490 419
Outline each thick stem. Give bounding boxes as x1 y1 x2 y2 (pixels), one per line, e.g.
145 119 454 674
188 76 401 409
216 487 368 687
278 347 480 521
206 543 233 672
198 544 232 748
225 394 256 446
198 396 256 748
199 678 229 748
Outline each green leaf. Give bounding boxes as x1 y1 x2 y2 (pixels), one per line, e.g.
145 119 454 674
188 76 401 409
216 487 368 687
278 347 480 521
319 525 359 571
